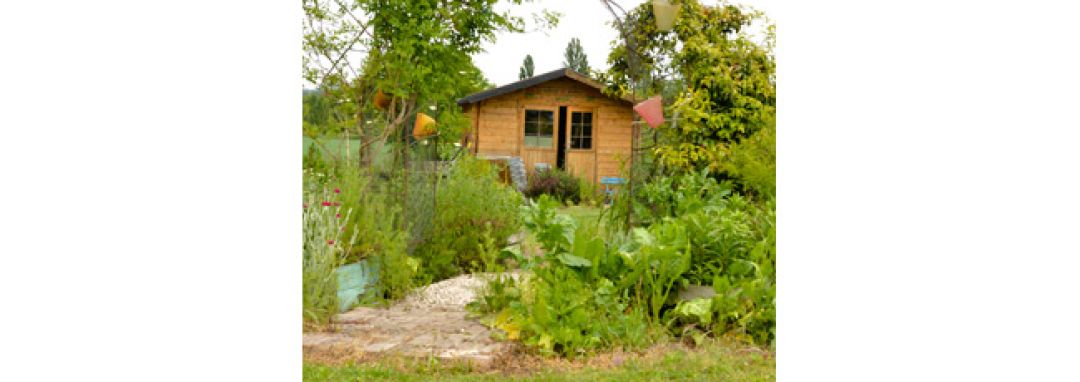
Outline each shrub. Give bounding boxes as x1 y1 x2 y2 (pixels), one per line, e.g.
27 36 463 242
505 179 777 351
524 168 580 205
415 156 523 281
576 176 604 207
720 122 775 198
475 200 703 357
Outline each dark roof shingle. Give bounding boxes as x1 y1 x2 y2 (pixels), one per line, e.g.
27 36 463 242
457 67 633 106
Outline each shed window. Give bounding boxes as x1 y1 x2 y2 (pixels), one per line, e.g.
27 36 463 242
570 111 593 149
524 109 554 148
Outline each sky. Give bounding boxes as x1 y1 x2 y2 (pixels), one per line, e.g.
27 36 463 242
471 0 777 87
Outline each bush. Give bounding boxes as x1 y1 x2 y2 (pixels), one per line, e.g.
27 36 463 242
474 198 700 357
306 162 417 303
720 123 775 198
415 156 523 281
524 168 580 205
496 181 776 353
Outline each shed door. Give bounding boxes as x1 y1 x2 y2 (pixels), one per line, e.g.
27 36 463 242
564 107 597 184
521 107 558 175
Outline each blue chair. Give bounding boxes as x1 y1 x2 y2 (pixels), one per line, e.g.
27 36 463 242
600 177 626 204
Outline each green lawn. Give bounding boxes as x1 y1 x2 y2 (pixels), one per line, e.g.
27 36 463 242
303 137 363 160
303 339 774 381
558 204 604 229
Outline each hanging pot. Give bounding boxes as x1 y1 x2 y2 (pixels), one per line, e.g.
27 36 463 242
412 112 437 139
651 0 681 32
633 95 664 128
373 89 391 110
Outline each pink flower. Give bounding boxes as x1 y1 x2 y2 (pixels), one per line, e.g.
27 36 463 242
327 240 335 245
335 213 341 219
303 203 308 209
333 188 341 194
321 201 331 207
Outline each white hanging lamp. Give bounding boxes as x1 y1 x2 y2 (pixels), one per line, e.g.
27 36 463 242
651 0 681 31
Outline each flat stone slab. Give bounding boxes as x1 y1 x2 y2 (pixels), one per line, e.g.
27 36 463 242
303 303 508 365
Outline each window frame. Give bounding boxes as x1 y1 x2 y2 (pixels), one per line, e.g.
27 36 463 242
567 108 595 151
522 107 557 150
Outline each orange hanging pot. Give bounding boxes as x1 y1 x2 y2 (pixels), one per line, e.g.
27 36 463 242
373 89 391 110
412 112 437 139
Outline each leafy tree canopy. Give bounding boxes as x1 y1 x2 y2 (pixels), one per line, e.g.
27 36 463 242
600 0 775 174
303 0 550 145
563 37 590 74
519 54 535 80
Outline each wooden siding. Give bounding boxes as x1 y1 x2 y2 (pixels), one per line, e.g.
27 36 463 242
468 77 634 184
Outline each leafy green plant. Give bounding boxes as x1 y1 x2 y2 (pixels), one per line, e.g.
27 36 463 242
520 195 577 253
416 156 522 281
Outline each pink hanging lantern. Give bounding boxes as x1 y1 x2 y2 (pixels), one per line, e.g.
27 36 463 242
633 95 664 128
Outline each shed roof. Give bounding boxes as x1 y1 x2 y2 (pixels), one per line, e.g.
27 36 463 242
457 67 634 106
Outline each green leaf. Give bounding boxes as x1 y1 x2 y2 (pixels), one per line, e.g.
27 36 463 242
556 253 592 268
673 298 713 325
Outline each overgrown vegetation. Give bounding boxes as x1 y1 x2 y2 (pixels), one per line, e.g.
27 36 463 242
302 183 357 328
415 156 522 281
523 168 581 205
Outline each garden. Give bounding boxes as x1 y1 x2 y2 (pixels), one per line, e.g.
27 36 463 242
302 0 775 380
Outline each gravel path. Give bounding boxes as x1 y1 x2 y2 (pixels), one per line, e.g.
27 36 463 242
304 271 524 365
399 271 522 310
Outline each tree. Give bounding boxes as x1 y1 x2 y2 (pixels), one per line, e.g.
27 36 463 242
303 0 556 154
562 37 590 74
519 54 534 79
600 0 775 174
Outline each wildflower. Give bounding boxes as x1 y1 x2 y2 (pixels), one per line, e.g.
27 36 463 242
335 213 341 219
327 240 335 245
321 201 331 207
333 188 341 194
303 203 308 209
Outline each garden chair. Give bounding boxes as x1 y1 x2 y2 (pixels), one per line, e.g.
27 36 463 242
600 176 625 204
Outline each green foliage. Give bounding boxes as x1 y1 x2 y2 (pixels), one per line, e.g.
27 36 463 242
520 195 577 254
416 156 523 281
563 37 590 74
524 168 581 205
719 121 775 197
576 177 604 207
519 54 535 79
601 0 774 173
303 0 544 159
475 200 725 357
302 185 357 329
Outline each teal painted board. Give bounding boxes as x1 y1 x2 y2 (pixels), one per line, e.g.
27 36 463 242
334 260 380 313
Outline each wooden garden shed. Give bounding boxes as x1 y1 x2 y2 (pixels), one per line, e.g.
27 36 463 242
457 68 636 185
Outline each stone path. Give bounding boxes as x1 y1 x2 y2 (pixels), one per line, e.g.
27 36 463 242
303 273 521 366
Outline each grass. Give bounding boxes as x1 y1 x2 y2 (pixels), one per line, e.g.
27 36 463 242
303 339 774 381
558 204 603 230
304 137 362 160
